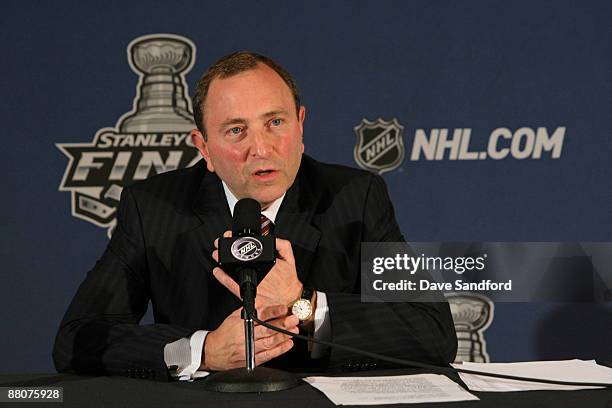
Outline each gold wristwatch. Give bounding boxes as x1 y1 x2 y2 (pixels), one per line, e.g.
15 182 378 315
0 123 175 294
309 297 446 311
291 287 314 321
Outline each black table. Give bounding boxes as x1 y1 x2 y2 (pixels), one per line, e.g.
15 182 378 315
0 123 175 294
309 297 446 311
1 369 610 407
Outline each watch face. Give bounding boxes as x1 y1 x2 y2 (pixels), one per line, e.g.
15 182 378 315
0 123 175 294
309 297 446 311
291 299 312 320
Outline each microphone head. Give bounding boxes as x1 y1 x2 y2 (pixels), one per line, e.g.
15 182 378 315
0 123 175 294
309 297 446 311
232 198 261 236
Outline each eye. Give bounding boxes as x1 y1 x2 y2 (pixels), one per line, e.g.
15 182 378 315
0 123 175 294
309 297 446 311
229 127 242 135
270 118 282 126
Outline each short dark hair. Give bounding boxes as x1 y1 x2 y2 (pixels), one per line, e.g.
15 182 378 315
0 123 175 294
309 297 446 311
191 51 301 136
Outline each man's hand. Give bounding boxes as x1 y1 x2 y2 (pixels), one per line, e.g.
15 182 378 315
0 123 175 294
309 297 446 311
201 304 299 371
212 231 303 308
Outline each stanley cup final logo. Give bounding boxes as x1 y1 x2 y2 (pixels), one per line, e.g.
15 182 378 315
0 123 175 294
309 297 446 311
57 34 200 237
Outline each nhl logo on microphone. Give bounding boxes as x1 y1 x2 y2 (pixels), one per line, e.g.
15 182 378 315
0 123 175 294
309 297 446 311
231 237 264 261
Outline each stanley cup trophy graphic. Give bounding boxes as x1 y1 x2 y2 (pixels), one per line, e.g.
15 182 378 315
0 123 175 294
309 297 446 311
446 293 493 363
120 35 195 133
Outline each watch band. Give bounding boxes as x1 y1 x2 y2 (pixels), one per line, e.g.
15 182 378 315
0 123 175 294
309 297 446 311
300 287 314 302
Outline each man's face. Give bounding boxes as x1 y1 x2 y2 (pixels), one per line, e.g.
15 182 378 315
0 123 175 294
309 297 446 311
192 64 305 209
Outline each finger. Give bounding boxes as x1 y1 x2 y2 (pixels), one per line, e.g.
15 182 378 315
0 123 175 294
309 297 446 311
255 315 300 338
274 238 296 265
255 339 294 366
254 314 299 338
214 231 232 249
212 249 218 262
257 304 289 322
255 331 289 351
284 314 300 329
213 267 241 299
271 314 300 329
254 319 298 339
254 294 276 310
254 328 299 352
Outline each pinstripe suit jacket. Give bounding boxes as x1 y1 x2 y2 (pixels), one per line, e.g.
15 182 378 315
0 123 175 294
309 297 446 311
53 154 457 381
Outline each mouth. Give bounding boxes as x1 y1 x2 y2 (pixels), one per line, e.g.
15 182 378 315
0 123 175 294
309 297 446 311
252 168 278 181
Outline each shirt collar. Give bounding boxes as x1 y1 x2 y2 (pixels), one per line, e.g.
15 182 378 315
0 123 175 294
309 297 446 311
222 181 285 224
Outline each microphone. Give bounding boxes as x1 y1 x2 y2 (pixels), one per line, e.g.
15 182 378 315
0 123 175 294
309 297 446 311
218 198 276 317
232 198 261 236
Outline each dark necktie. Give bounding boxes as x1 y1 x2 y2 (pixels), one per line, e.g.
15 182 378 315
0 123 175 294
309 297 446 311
260 214 273 236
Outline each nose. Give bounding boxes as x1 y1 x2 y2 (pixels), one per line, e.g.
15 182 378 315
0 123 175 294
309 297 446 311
250 129 273 158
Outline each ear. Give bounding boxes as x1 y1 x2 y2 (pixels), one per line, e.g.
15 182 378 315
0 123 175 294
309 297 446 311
191 129 215 173
298 105 306 152
298 105 306 130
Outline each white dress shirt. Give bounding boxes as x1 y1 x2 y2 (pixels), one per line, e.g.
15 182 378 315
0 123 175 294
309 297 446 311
163 183 331 380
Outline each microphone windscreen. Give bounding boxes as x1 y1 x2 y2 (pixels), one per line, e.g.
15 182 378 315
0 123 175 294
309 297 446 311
232 198 261 236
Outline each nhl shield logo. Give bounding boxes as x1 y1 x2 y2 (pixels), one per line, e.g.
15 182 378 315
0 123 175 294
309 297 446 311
57 34 200 238
353 118 405 174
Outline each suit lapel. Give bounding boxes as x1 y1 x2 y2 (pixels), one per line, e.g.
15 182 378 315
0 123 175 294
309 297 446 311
191 168 233 255
275 163 321 285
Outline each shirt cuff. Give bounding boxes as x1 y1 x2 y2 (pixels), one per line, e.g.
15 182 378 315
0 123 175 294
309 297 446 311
311 291 331 359
163 330 210 381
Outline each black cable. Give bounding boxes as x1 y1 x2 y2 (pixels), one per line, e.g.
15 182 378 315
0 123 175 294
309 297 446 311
252 315 612 388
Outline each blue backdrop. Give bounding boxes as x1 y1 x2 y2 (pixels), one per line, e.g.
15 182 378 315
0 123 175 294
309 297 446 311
1 0 611 373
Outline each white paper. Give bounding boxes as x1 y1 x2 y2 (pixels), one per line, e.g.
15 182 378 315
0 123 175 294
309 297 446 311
304 374 478 405
452 359 612 392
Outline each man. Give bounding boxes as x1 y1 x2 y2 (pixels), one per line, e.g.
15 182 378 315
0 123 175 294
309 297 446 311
53 52 457 381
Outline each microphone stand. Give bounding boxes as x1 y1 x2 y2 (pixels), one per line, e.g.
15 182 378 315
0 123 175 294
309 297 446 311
240 269 257 371
203 269 300 392
244 313 256 371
